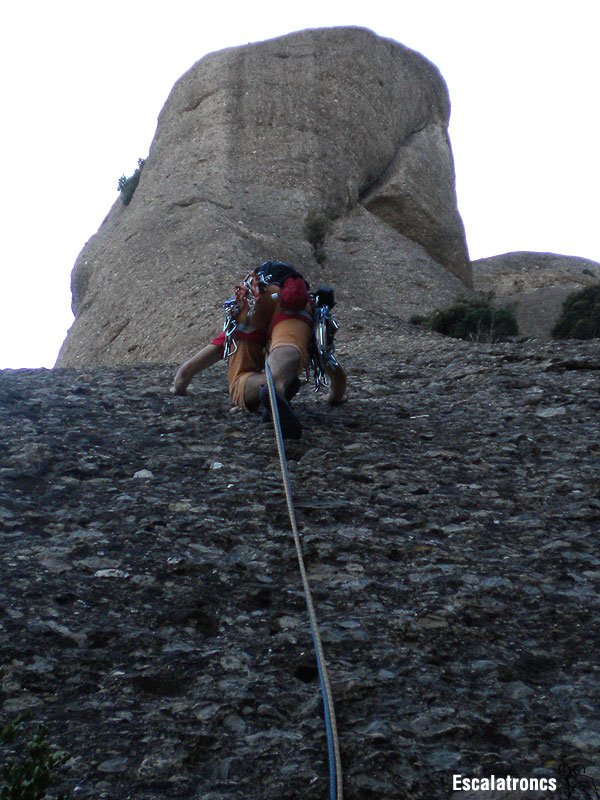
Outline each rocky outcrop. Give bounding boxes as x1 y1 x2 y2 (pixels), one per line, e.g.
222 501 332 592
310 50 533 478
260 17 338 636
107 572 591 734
362 123 468 278
56 27 470 368
2 331 600 799
473 252 600 338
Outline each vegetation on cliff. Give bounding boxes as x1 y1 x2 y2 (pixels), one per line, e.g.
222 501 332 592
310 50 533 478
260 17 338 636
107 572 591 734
411 293 519 342
552 284 600 340
117 158 145 206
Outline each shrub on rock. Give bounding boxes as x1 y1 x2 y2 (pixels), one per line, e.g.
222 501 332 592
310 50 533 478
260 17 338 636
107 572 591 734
304 208 332 264
0 714 71 799
551 284 600 340
117 158 145 206
413 293 519 342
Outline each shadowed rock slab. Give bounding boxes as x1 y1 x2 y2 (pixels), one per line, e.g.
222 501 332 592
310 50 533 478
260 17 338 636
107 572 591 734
3 332 600 798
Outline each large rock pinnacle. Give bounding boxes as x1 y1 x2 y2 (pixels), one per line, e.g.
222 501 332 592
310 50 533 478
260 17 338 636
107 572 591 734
57 26 471 367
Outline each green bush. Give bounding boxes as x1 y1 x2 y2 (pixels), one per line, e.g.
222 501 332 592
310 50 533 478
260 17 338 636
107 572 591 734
412 293 519 342
304 209 332 264
117 158 145 206
551 284 600 340
1 714 71 800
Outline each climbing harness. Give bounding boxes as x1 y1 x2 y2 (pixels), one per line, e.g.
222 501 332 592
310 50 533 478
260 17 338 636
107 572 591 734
264 361 344 800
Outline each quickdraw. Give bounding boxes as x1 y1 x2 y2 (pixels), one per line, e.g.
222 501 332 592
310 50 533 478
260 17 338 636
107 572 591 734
309 286 339 391
222 298 239 360
221 272 272 360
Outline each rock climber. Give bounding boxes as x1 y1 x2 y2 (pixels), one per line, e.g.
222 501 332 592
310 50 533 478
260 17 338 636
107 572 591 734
171 261 347 439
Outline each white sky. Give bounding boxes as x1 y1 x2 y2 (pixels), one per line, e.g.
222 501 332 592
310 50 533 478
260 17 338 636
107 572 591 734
1 0 598 368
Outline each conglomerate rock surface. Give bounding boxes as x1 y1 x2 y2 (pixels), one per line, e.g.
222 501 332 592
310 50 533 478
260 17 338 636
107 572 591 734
2 327 600 799
56 26 471 368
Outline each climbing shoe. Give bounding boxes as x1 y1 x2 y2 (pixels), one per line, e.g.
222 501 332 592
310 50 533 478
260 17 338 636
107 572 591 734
260 377 300 422
285 376 302 401
259 386 302 440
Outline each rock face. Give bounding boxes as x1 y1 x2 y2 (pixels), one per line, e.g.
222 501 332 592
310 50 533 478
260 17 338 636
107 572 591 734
473 252 600 338
56 26 470 367
2 331 600 798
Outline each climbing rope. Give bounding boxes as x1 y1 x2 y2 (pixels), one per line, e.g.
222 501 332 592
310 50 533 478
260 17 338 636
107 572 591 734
264 361 343 800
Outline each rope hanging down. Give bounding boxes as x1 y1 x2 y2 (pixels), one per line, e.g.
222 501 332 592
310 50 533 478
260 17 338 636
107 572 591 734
264 362 343 800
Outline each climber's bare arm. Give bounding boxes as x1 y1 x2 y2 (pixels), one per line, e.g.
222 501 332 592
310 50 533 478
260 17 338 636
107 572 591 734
171 343 222 395
324 362 347 405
